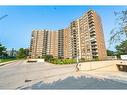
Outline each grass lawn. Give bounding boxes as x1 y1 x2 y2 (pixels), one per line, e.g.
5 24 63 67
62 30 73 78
0 58 17 63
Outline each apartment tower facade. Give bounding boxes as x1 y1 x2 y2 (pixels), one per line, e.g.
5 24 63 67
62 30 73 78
30 10 107 60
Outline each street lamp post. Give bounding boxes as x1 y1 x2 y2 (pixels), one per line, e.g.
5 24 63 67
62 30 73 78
76 55 79 63
76 49 79 71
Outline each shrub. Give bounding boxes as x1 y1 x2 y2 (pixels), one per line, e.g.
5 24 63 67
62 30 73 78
50 58 77 64
79 58 85 62
43 55 53 62
93 56 99 61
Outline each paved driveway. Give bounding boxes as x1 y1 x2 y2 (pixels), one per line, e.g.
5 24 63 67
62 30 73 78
1 60 127 89
0 60 76 89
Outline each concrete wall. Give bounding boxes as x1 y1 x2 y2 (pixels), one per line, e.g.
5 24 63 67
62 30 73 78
77 60 120 71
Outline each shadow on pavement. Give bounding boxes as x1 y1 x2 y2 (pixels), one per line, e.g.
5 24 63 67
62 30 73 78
21 76 127 89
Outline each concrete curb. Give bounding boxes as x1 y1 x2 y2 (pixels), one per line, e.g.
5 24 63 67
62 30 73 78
0 60 18 67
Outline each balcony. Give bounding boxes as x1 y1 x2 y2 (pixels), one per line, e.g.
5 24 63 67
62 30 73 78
89 24 95 28
90 37 96 41
88 18 94 22
91 42 97 46
88 15 93 19
90 31 96 35
92 49 98 54
91 39 96 42
88 21 94 25
90 29 96 33
91 46 97 49
92 53 98 56
92 55 99 59
88 11 93 16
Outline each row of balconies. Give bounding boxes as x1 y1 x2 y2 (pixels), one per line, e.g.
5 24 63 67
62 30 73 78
87 11 93 17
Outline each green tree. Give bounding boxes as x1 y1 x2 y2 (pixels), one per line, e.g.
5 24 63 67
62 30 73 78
107 50 115 56
16 48 28 59
24 48 29 56
0 43 7 58
115 40 127 58
110 10 127 43
43 55 53 62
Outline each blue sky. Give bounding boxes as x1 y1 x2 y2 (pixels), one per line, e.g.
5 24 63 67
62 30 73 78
0 6 127 51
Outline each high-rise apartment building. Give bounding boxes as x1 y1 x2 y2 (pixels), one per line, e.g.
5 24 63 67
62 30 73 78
30 10 107 60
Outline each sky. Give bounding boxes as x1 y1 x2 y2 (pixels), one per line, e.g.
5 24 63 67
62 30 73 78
0 6 127 51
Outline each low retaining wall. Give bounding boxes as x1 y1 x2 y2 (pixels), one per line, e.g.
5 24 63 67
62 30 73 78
77 60 120 71
27 59 44 63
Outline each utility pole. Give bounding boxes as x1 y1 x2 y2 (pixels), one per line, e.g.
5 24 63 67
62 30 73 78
76 49 79 71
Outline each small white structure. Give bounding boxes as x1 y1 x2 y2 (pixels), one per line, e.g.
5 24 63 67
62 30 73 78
107 56 117 60
121 55 127 60
36 59 45 62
